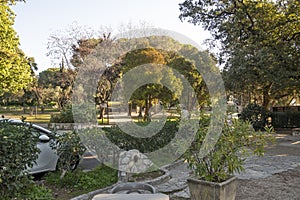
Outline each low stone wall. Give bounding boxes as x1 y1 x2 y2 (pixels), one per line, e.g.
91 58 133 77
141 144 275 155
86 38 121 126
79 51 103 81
48 123 75 130
48 123 102 131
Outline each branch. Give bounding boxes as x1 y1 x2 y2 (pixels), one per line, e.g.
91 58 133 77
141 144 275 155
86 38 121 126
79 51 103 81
285 32 300 41
237 0 255 32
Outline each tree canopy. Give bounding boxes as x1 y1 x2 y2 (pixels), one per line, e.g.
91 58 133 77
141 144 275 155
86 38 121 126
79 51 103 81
120 47 183 119
38 68 76 108
179 0 300 108
0 1 32 95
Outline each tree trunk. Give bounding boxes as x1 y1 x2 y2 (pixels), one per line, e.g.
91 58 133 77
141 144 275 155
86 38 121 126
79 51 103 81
138 105 143 117
144 95 151 122
262 84 272 110
99 107 104 119
128 103 132 116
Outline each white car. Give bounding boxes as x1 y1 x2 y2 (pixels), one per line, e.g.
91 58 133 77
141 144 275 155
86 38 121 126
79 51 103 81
1 119 79 175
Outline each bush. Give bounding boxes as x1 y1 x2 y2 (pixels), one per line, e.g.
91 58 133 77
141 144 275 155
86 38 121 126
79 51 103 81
50 103 98 123
240 103 270 131
0 120 40 198
45 165 117 191
184 117 275 182
53 131 86 179
104 121 179 153
78 121 179 166
270 111 300 128
50 104 74 123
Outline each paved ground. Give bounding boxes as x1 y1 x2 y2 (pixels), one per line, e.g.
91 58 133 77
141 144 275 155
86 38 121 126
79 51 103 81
154 133 300 199
76 133 300 199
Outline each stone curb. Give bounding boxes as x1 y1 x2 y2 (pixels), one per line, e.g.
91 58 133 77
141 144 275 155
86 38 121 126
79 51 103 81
70 183 119 200
144 159 185 186
141 166 171 186
70 160 184 199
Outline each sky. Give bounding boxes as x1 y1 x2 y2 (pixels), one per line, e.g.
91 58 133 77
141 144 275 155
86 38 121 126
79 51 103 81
12 0 211 73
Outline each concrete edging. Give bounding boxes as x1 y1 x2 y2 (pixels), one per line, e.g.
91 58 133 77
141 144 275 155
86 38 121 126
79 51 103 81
70 160 185 199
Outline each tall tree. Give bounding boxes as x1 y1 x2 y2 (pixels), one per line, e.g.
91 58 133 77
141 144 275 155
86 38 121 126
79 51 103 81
38 68 75 109
70 34 120 119
179 0 300 108
46 23 102 69
0 0 32 95
121 47 182 120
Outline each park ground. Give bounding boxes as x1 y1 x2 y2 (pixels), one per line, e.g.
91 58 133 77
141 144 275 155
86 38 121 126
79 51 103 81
237 133 300 199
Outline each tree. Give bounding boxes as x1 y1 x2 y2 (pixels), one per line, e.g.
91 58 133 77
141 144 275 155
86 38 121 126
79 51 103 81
47 23 102 69
0 1 32 95
118 44 212 120
20 57 41 106
69 34 121 119
0 56 39 106
38 68 75 108
168 45 210 110
179 0 300 109
70 34 112 68
70 29 213 122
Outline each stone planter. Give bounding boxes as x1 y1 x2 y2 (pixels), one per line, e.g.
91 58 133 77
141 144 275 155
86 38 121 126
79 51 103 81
187 176 237 200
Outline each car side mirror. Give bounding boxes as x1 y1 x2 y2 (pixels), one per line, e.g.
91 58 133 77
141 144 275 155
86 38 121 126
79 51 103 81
39 134 50 142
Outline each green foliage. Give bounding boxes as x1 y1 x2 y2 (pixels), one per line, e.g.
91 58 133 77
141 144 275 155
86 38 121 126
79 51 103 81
53 131 86 178
184 117 274 182
0 120 40 198
121 48 183 120
13 183 54 200
104 121 179 153
240 103 270 131
45 165 118 191
38 68 76 109
78 121 179 166
50 104 74 123
50 103 98 123
180 0 300 108
0 1 32 95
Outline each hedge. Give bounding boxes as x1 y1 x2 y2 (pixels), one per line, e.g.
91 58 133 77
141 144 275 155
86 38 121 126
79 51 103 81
270 111 300 128
0 120 40 198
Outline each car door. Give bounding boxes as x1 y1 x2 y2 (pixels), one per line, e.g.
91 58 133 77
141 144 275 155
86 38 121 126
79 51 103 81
28 127 59 174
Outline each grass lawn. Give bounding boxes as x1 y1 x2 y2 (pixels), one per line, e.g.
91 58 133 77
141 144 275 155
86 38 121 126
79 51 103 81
0 106 111 124
2 113 53 123
43 165 118 200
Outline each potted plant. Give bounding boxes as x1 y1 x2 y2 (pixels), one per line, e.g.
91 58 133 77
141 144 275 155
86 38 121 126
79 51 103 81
184 116 274 200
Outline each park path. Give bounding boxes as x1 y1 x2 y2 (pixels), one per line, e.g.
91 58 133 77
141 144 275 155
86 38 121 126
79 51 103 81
72 133 300 200
153 134 300 199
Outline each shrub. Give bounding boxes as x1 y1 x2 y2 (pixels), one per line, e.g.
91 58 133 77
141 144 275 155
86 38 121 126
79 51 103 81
78 121 179 166
50 104 74 123
53 131 86 179
50 103 98 123
270 111 300 128
0 120 40 198
240 103 270 131
45 165 117 191
104 121 179 153
184 117 275 182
